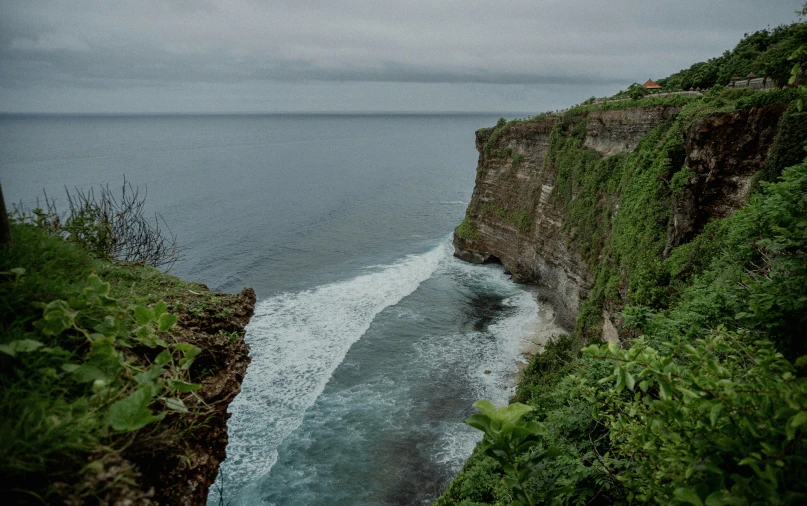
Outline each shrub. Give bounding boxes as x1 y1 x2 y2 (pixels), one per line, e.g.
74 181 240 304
456 217 479 241
13 180 181 269
580 331 807 505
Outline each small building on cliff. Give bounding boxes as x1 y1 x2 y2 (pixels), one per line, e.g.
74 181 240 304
643 79 662 91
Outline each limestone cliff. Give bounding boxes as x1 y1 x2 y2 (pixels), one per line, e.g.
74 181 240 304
454 103 788 335
454 116 582 329
583 107 681 157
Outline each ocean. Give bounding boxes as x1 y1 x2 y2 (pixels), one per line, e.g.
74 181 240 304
1 113 558 505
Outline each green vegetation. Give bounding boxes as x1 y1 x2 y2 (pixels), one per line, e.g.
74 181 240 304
0 192 234 504
506 210 532 234
438 24 807 506
464 401 566 506
457 216 479 241
658 23 807 90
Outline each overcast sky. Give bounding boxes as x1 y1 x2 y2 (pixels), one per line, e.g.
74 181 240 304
0 1 803 114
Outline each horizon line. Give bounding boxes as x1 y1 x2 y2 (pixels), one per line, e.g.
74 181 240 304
0 110 541 117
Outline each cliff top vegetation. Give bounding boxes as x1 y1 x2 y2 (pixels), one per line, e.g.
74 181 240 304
438 16 807 506
0 187 251 504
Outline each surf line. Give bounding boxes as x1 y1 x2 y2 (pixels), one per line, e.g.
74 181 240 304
219 242 450 490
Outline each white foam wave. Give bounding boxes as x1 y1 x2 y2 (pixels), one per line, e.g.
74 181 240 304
425 261 541 472
218 242 448 496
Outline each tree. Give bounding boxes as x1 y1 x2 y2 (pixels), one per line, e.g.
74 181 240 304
0 184 11 246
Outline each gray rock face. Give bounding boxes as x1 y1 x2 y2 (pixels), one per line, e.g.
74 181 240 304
454 104 784 335
583 107 680 156
454 117 587 330
665 104 787 254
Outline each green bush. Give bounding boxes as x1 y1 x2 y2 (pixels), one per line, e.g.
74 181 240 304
581 330 807 505
457 217 479 241
659 23 807 91
0 223 204 503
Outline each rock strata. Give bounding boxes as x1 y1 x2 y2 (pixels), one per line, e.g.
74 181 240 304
583 106 680 156
454 116 585 330
665 105 787 254
455 104 786 335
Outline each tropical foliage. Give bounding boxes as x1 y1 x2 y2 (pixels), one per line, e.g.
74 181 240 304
0 199 220 503
438 21 807 506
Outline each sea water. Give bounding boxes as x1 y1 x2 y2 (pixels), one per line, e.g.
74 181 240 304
1 113 556 505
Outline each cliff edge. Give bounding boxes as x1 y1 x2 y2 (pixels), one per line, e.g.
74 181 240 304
123 285 255 506
454 98 791 338
0 219 256 506
61 283 256 506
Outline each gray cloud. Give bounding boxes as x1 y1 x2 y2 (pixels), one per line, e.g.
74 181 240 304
0 0 803 112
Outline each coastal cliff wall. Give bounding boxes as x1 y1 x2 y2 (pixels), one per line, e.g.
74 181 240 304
454 117 582 329
454 101 790 337
130 286 256 506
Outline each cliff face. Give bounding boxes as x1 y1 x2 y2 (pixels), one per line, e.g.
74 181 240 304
75 286 256 506
136 286 256 506
454 104 787 333
665 104 788 252
583 107 681 157
454 117 583 329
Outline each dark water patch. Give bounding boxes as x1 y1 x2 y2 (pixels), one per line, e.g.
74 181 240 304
371 432 456 506
463 291 514 332
231 250 538 505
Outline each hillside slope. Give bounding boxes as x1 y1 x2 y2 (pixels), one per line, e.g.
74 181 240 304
438 50 807 505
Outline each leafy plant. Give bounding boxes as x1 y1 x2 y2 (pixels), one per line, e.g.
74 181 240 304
579 332 807 505
465 400 565 506
0 256 203 501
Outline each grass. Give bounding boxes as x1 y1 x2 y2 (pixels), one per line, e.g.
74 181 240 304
1 225 102 500
0 222 244 503
456 216 479 241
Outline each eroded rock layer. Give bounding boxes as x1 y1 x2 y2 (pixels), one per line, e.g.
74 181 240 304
665 104 788 252
454 105 786 333
584 107 681 157
454 116 584 330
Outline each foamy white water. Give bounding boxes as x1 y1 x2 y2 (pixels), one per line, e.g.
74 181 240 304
226 245 548 506
415 258 541 473
219 243 446 495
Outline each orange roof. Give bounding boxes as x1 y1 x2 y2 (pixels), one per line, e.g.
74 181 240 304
643 79 662 89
